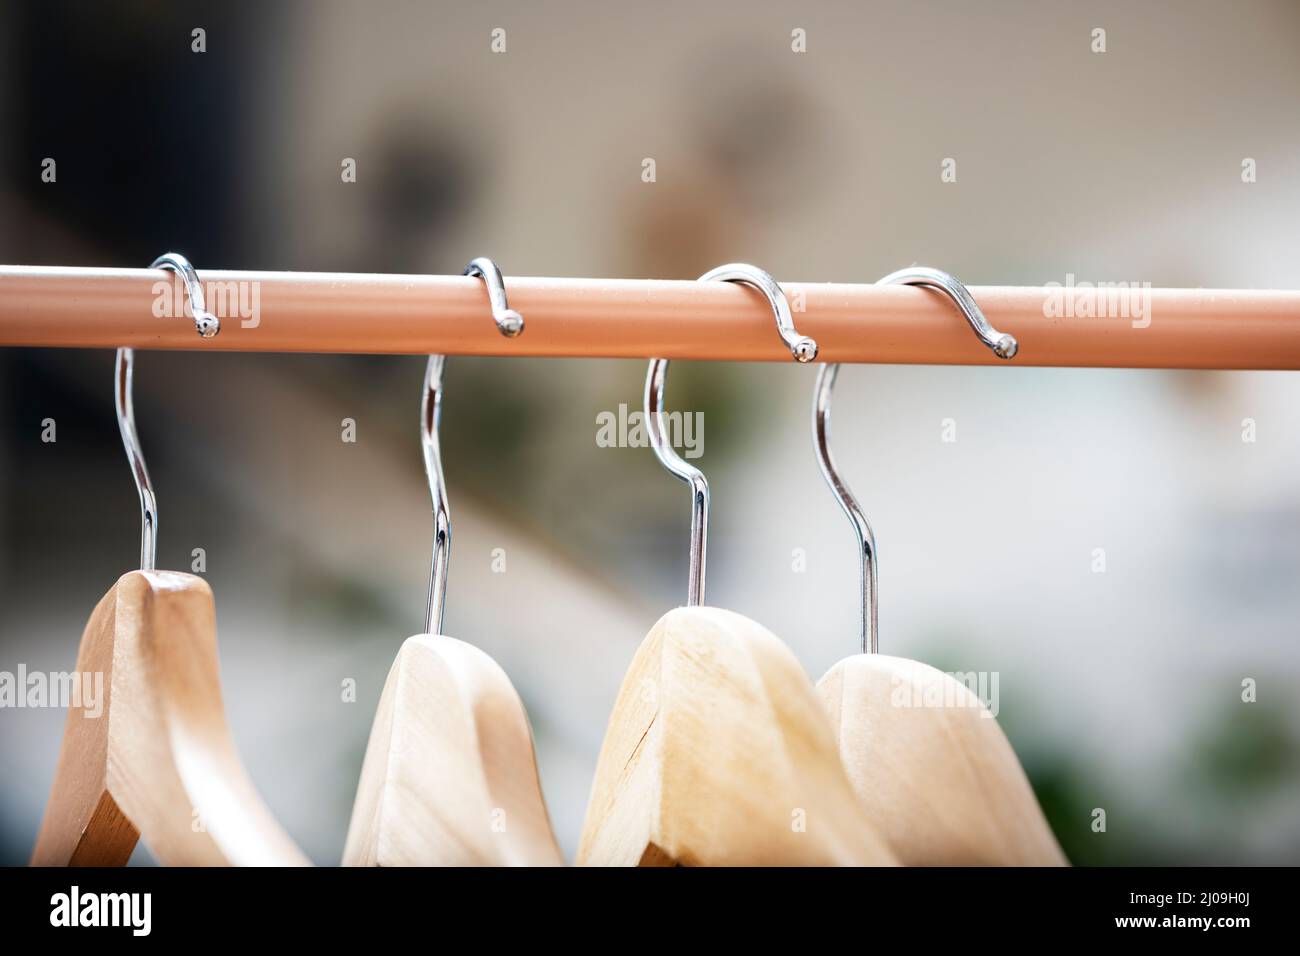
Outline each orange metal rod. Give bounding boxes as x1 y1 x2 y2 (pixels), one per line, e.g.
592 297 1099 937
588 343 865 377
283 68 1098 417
2 265 1299 369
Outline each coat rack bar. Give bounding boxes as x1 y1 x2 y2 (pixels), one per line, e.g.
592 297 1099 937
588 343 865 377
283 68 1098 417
2 265 1299 369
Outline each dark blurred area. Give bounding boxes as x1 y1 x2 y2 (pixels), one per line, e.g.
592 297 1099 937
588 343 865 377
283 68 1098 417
2 0 1300 864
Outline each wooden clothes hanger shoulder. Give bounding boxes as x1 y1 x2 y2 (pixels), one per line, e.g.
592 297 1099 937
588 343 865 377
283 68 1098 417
32 571 307 866
33 306 307 865
344 634 559 866
811 267 1064 866
580 265 895 866
579 605 895 866
819 654 1064 865
343 261 562 867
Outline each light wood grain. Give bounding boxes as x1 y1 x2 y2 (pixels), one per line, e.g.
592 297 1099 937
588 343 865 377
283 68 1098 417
342 635 562 866
577 606 897 866
31 571 308 866
818 654 1067 866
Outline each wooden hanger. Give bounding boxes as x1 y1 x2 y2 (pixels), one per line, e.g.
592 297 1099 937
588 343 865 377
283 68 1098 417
810 268 1065 866
33 297 307 865
343 260 562 866
818 655 1064 865
578 265 895 866
578 605 896 866
32 571 308 866
343 635 561 866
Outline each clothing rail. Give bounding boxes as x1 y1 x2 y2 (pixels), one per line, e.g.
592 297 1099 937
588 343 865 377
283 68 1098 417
3 265 1300 369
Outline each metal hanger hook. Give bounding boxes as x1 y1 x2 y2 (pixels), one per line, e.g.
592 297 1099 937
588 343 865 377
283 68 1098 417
152 252 220 338
879 266 1017 359
645 357 709 606
116 252 220 571
115 349 157 571
701 262 818 362
464 256 524 338
423 257 523 635
421 354 450 635
646 263 809 607
815 267 1017 655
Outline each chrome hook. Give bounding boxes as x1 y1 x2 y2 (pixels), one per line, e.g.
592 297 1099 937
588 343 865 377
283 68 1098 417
703 262 818 363
647 263 814 606
814 267 1017 654
879 266 1017 359
645 358 709 606
464 257 524 338
116 252 219 571
423 258 524 634
152 251 220 338
421 354 450 634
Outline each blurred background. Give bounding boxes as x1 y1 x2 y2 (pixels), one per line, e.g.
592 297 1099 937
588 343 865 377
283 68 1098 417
2 0 1300 865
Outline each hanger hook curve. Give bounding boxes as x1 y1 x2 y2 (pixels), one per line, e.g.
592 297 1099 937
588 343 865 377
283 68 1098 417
116 252 220 571
152 251 220 338
423 257 524 635
645 357 709 607
880 266 1017 359
702 262 818 363
115 349 156 571
647 263 810 607
422 353 450 634
464 256 524 338
815 267 1017 654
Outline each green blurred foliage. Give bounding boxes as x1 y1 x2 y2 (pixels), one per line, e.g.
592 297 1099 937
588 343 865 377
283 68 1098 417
921 640 1300 865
